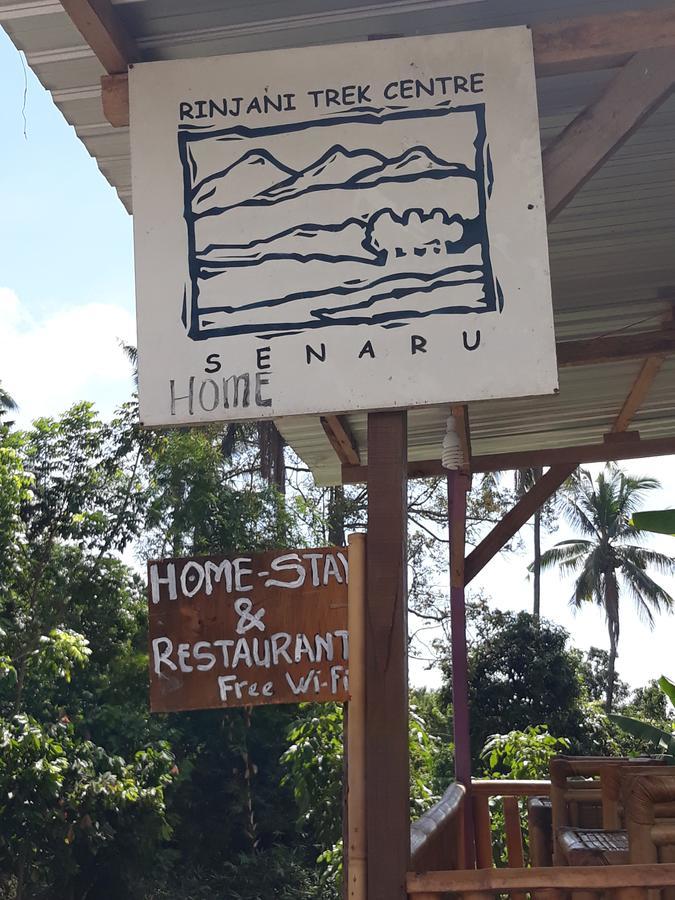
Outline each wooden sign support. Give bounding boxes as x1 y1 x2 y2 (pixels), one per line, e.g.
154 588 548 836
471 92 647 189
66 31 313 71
347 532 366 900
365 411 409 900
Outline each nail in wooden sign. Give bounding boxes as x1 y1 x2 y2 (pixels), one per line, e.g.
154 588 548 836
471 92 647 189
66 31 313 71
148 547 349 712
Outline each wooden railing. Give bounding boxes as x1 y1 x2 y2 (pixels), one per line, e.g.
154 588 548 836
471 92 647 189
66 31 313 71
410 783 466 873
471 778 551 869
408 777 675 898
407 862 675 898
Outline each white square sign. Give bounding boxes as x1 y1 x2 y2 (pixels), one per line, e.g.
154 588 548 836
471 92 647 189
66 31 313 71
130 27 557 426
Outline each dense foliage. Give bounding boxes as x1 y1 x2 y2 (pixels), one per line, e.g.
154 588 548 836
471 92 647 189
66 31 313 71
0 400 672 896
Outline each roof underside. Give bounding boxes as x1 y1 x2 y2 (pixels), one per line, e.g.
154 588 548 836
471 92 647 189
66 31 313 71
2 0 675 484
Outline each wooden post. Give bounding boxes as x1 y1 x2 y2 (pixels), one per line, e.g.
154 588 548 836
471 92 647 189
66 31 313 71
366 411 409 900
448 471 476 867
347 532 367 900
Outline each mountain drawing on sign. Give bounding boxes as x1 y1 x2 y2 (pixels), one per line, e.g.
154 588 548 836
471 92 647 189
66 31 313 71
178 105 498 340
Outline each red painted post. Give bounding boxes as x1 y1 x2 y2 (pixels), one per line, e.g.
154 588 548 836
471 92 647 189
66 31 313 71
447 471 476 868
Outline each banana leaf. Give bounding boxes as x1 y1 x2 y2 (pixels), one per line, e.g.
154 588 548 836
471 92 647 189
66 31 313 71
607 713 675 759
658 675 675 708
630 510 675 536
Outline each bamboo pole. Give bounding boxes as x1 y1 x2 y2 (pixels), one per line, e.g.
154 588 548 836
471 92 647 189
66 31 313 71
347 532 367 900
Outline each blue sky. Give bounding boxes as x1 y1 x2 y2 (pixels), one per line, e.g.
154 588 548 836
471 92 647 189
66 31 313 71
1 27 673 693
0 29 135 420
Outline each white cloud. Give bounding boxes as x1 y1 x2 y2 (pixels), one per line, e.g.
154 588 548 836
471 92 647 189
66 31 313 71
0 287 136 423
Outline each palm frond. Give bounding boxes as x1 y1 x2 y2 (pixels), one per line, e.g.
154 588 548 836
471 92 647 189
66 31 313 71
0 382 18 412
571 548 604 609
119 341 139 388
619 544 675 577
557 494 599 538
620 558 674 627
539 540 592 573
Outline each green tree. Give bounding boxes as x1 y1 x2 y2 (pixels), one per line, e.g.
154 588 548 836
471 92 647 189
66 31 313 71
622 679 675 725
281 698 442 893
578 647 629 707
439 606 589 763
540 465 675 712
0 716 175 900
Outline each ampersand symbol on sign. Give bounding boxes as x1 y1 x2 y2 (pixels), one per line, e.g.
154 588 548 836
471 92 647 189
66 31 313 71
234 597 266 635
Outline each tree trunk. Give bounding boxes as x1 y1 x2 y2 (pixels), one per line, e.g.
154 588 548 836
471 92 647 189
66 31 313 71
605 574 620 713
258 423 286 494
532 465 543 623
533 506 541 622
606 627 618 713
327 486 346 547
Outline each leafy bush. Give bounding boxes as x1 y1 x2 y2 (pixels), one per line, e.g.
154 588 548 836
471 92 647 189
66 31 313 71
481 725 569 780
609 675 675 760
479 725 569 866
0 715 175 899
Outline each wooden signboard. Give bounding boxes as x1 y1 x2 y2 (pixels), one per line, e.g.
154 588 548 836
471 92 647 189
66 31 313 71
148 547 349 712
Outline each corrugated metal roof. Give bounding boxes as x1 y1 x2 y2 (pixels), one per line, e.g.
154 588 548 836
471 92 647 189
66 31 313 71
2 0 674 483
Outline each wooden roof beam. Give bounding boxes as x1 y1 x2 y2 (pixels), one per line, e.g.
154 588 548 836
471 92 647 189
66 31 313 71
607 310 672 433
98 8 675 129
543 46 675 221
557 329 675 368
464 463 576 584
61 0 139 74
320 415 360 466
611 356 665 434
470 433 675 474
342 434 675 483
533 8 675 77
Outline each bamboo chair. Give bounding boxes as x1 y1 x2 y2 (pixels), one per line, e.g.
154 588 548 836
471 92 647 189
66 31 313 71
550 757 664 868
623 769 675 900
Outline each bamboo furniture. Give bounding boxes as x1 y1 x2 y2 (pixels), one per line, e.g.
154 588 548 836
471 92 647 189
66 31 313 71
551 757 665 867
623 769 675 900
408 771 675 900
528 796 554 868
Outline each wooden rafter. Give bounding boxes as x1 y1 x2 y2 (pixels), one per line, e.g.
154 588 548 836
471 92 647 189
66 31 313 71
61 0 138 74
342 434 675 483
532 8 675 77
464 334 665 582
471 433 675 473
320 415 360 466
607 310 673 433
464 464 576 584
557 329 675 368
543 46 675 221
611 356 665 434
101 73 129 127
98 7 675 134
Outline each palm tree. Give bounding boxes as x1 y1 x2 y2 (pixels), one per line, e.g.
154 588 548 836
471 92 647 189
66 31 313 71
514 466 545 621
540 465 675 712
0 382 17 419
489 465 561 622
